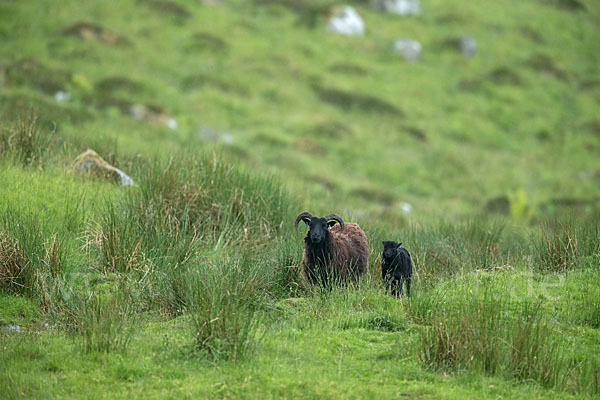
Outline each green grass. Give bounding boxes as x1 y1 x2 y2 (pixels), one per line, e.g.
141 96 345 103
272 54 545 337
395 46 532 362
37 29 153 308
0 0 599 398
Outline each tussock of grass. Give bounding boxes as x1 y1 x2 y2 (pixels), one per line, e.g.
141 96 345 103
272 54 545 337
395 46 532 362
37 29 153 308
0 209 65 296
71 281 137 353
186 255 268 361
412 276 598 395
533 216 600 273
0 113 55 168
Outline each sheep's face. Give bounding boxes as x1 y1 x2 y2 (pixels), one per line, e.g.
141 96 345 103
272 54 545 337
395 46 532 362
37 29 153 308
382 241 402 261
308 217 330 244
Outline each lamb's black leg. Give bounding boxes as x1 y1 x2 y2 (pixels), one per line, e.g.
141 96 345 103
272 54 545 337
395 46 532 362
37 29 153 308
391 278 401 297
397 277 404 297
405 275 411 297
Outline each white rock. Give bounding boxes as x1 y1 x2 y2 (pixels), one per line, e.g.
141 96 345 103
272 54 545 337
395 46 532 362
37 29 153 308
222 133 234 144
115 168 134 186
326 6 365 36
129 104 146 120
379 0 421 16
399 202 413 215
166 118 178 130
54 91 71 102
392 38 422 62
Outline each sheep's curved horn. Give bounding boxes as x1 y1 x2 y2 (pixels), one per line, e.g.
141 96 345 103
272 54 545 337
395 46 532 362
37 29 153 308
294 211 314 232
324 213 344 231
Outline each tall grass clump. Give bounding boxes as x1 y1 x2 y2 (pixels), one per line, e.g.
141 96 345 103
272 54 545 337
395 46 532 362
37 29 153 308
413 276 581 392
88 200 200 314
266 234 306 298
0 113 54 167
402 219 508 285
559 266 600 329
0 209 65 296
186 255 269 362
90 152 294 313
533 216 600 273
136 154 292 243
90 153 292 274
71 281 137 353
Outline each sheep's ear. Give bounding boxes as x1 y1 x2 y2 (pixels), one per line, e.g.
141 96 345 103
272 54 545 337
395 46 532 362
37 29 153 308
397 242 403 248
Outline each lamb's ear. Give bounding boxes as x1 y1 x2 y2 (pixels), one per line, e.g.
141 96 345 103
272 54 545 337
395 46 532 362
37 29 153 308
397 242 403 248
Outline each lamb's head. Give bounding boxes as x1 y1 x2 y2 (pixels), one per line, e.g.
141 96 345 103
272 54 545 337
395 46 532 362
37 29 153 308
295 211 344 245
382 241 403 261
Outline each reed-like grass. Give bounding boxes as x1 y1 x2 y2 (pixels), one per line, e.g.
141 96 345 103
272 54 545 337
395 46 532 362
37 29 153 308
0 113 55 168
186 255 268 361
0 209 65 296
412 275 597 394
71 281 137 353
532 216 600 273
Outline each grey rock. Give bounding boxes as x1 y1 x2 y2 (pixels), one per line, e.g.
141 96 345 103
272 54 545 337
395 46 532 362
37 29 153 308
326 6 365 36
378 0 421 16
70 149 134 186
198 126 234 144
392 38 422 62
129 104 178 130
3 325 22 332
459 35 477 57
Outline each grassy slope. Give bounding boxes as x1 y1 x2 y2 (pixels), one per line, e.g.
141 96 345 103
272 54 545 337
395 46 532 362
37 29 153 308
1 0 599 217
1 0 600 398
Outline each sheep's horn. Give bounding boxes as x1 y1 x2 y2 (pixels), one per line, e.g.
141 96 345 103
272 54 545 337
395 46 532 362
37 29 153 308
324 213 344 231
294 211 314 233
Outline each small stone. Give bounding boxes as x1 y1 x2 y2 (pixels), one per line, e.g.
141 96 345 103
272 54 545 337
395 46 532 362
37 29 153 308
198 126 219 140
392 38 422 62
222 133 234 144
326 6 365 36
377 0 421 16
399 202 413 215
54 90 71 102
129 104 177 129
458 35 477 57
198 126 233 143
3 325 22 332
166 118 178 130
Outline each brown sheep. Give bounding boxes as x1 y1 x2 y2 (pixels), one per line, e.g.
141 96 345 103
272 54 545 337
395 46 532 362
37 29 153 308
294 211 369 287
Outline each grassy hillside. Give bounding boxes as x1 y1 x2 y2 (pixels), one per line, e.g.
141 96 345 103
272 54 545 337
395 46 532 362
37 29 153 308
1 0 599 218
1 0 599 398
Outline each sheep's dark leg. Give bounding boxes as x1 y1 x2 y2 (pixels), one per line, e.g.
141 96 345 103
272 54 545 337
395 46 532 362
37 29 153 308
305 265 318 285
405 275 411 297
391 278 400 297
397 277 404 297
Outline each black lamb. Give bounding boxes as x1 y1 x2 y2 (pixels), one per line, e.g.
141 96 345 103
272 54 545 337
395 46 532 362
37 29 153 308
381 240 413 297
